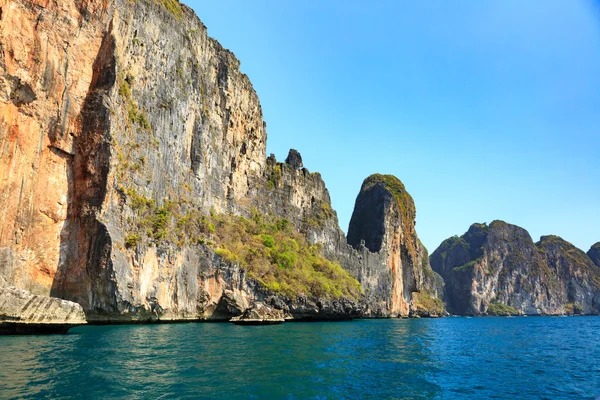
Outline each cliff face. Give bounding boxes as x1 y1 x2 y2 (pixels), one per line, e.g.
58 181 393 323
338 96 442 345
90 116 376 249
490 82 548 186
588 243 600 268
346 174 444 317
431 221 600 316
1 0 270 321
0 0 444 324
1 0 110 296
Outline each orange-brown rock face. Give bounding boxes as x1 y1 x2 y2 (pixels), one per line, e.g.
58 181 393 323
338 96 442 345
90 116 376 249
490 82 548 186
0 0 109 294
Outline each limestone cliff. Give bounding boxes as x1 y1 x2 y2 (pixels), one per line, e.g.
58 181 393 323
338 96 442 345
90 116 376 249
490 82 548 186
588 242 600 268
431 221 600 316
0 0 444 324
1 0 272 322
346 174 445 317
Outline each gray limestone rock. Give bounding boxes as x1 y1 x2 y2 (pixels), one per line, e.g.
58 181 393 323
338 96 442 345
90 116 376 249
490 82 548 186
346 174 445 317
431 221 600 316
588 243 600 268
285 149 303 169
0 287 86 334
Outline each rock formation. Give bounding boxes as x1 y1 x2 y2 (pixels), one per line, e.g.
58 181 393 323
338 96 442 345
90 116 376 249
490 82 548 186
431 221 600 316
1 0 268 323
588 242 600 268
284 149 303 170
346 174 445 317
230 303 285 325
0 0 444 327
0 287 86 334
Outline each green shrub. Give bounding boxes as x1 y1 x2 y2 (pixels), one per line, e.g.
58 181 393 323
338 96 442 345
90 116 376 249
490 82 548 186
261 234 275 248
119 80 131 99
213 213 361 299
125 233 141 248
119 188 361 300
216 248 238 263
487 301 519 316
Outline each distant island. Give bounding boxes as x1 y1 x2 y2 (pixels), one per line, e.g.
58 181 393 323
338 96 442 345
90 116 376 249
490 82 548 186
1 0 599 334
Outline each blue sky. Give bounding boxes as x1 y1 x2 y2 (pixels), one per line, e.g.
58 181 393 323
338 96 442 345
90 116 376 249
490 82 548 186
187 1 600 253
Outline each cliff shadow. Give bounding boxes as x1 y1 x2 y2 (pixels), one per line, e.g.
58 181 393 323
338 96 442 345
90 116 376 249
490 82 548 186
51 25 118 316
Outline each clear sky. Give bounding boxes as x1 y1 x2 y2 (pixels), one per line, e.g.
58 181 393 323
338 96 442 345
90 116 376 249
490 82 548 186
186 1 600 253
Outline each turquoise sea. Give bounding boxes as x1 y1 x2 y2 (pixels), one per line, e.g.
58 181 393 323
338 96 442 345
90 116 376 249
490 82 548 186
1 317 599 399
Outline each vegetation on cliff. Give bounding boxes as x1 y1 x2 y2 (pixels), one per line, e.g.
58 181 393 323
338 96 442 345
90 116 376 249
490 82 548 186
362 174 415 229
214 211 361 300
412 292 445 316
131 0 183 19
120 187 361 300
486 301 519 316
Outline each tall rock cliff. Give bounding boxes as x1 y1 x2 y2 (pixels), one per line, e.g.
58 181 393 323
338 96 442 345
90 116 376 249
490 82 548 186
1 0 272 321
0 0 444 324
430 221 600 316
346 174 444 317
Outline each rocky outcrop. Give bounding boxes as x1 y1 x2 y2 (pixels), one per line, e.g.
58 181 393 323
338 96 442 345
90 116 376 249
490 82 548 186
431 221 600 316
284 149 303 170
0 286 86 334
0 0 444 325
588 243 600 268
231 303 285 325
537 235 600 314
346 174 445 317
259 168 446 317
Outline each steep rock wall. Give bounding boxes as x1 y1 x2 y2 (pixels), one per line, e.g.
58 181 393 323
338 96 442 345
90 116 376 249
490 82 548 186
0 0 110 296
346 174 444 317
431 221 600 315
49 0 269 319
260 163 445 317
0 0 443 322
0 0 269 320
588 242 600 268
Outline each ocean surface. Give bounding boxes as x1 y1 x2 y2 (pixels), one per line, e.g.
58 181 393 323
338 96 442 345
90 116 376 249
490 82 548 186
1 317 599 399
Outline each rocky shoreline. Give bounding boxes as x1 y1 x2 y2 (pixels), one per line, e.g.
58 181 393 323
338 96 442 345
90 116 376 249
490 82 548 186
0 287 86 335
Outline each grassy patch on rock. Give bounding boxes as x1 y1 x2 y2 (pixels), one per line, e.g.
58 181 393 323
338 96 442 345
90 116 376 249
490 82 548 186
213 211 361 300
119 188 361 300
118 74 151 132
486 301 519 316
564 302 584 315
156 0 183 19
412 292 445 316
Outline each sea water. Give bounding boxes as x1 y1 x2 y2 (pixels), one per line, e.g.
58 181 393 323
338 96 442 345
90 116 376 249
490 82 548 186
1 317 599 399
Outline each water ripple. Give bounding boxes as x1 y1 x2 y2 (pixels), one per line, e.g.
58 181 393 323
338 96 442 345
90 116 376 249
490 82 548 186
1 317 599 399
